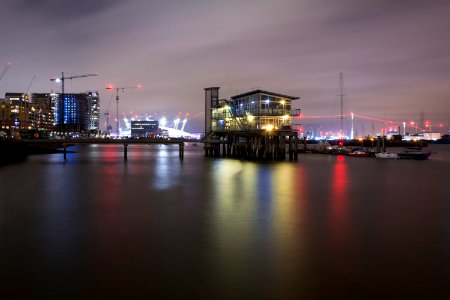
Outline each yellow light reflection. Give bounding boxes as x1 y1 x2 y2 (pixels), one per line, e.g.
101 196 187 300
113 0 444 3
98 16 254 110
211 160 258 291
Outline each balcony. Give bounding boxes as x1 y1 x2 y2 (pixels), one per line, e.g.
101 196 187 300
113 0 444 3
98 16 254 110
232 108 301 117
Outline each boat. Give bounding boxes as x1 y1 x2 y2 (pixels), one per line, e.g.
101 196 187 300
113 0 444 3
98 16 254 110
329 145 351 155
375 152 398 159
398 147 431 160
348 150 369 157
375 133 398 159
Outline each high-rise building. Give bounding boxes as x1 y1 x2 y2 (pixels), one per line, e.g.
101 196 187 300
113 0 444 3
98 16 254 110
31 93 56 130
54 91 100 132
54 93 89 132
87 91 100 131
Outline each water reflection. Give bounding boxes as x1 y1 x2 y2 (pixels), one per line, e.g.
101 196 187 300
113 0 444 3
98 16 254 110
1 144 449 298
153 145 181 190
210 160 310 297
330 155 349 247
211 160 260 295
38 163 81 281
270 163 308 296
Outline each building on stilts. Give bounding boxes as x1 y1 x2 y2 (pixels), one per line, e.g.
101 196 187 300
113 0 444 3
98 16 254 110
203 87 301 160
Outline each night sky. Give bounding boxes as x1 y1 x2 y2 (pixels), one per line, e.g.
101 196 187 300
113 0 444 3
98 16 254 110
1 0 449 133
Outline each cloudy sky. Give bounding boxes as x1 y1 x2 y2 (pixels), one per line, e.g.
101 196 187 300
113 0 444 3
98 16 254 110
1 0 449 133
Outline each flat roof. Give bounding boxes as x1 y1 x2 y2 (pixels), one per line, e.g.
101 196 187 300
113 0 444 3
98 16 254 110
231 89 299 100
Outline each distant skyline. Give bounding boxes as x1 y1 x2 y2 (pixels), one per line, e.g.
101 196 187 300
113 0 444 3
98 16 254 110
1 0 449 133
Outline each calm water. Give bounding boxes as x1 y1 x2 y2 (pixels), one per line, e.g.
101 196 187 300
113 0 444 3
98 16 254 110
1 144 449 299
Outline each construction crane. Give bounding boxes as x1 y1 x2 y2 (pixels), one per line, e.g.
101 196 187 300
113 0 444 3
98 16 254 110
25 75 36 94
0 63 11 82
0 63 12 96
104 94 114 132
106 84 142 136
50 72 98 94
0 63 11 81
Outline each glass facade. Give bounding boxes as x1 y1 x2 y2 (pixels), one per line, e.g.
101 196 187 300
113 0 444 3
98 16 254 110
54 92 100 132
55 94 89 132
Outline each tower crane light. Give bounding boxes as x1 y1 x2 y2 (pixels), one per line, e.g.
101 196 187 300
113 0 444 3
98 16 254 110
50 72 98 94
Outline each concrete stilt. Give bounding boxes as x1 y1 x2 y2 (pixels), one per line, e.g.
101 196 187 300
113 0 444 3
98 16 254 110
179 143 184 159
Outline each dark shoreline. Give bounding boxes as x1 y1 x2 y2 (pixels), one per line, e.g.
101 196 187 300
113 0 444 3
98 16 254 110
0 139 68 166
0 139 28 165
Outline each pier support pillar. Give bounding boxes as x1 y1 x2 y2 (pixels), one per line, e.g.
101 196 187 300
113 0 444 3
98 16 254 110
124 144 128 160
289 136 293 161
179 143 184 159
294 137 298 161
63 143 67 160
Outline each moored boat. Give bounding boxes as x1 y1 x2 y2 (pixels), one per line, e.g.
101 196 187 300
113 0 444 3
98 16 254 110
375 152 398 159
398 147 431 160
348 150 369 157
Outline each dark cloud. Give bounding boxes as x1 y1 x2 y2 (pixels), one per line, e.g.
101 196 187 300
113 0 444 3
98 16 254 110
12 0 125 22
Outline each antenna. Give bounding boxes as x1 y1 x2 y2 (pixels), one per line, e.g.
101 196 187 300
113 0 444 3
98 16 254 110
339 72 345 138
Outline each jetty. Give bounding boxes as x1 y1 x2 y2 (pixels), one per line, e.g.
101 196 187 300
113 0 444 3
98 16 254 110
18 138 186 160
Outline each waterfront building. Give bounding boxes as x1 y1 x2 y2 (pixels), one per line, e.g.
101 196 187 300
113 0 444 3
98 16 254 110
5 92 29 103
1 91 99 133
31 93 56 130
54 93 87 132
204 87 220 133
54 92 100 133
205 87 300 133
131 120 159 137
1 93 32 130
87 91 100 131
204 87 301 160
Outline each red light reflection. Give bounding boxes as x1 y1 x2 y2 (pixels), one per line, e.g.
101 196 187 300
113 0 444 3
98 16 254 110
330 155 348 248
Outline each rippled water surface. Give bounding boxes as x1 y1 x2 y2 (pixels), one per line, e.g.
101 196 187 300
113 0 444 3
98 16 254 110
1 144 449 299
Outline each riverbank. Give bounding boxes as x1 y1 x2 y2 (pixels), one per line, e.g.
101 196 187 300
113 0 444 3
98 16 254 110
0 139 28 165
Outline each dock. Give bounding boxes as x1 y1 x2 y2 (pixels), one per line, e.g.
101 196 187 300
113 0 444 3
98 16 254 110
203 130 299 161
19 138 185 160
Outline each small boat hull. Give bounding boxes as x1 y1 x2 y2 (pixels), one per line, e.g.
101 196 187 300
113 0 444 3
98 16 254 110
375 152 398 159
398 152 431 160
398 147 431 160
349 151 369 157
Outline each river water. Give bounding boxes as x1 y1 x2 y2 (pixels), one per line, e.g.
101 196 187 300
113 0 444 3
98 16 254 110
1 144 449 299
